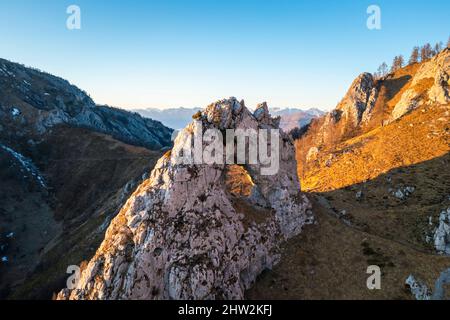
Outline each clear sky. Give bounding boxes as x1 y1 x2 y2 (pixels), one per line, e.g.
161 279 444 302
0 0 448 111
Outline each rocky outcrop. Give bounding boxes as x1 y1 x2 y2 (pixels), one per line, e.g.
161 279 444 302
406 268 450 300
297 72 379 150
392 48 450 120
57 98 313 300
405 275 431 300
433 207 450 255
0 58 172 150
429 68 450 105
336 72 378 126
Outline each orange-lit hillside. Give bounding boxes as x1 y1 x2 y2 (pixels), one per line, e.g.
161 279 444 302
295 50 450 192
296 103 449 192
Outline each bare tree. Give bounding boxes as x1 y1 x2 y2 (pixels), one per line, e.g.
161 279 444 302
391 55 404 72
398 55 404 69
376 62 389 78
434 42 443 55
447 36 450 48
409 46 420 64
421 43 433 61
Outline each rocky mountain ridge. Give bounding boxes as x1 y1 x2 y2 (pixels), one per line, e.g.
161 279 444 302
299 48 450 150
0 58 173 150
133 106 324 132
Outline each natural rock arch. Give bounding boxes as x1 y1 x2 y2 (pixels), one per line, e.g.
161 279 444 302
58 98 312 300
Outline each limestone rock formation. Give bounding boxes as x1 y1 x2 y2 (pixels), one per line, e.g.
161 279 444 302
57 97 313 300
392 48 450 120
406 268 450 300
429 68 450 105
336 72 378 126
405 275 431 300
298 72 379 149
433 207 450 255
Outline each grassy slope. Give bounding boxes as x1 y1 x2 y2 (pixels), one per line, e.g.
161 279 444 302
249 60 450 299
2 126 163 299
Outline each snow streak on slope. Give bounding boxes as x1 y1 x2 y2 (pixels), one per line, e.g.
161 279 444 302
0 144 46 188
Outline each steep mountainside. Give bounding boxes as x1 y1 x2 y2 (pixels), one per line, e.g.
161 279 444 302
297 48 450 189
0 58 172 150
299 48 450 151
0 59 172 299
248 49 450 299
0 128 164 299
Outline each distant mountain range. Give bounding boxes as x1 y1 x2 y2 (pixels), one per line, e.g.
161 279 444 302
133 106 325 131
270 107 325 131
133 107 202 130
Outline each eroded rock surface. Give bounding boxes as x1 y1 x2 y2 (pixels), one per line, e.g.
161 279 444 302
392 48 450 120
57 98 312 300
433 207 450 255
335 72 378 126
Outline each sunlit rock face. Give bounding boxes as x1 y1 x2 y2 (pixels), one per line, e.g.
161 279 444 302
335 72 378 126
392 48 450 120
57 97 313 300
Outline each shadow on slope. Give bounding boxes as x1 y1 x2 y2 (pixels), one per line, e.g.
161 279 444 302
247 154 450 300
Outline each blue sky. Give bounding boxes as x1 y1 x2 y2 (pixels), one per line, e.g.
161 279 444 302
0 0 448 111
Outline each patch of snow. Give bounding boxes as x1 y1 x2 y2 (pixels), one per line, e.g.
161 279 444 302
11 107 21 117
98 216 112 232
0 144 47 188
1 256 8 263
6 232 14 239
23 80 31 86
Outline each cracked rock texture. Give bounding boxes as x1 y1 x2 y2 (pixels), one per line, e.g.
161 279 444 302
57 98 313 300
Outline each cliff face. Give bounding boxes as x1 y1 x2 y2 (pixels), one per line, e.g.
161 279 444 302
58 98 313 300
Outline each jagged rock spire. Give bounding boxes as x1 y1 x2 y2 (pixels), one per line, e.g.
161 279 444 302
57 97 312 300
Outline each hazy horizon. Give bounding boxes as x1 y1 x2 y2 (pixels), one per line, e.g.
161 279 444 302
1 0 449 111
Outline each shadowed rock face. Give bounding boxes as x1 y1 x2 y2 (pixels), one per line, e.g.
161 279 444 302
57 98 313 300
